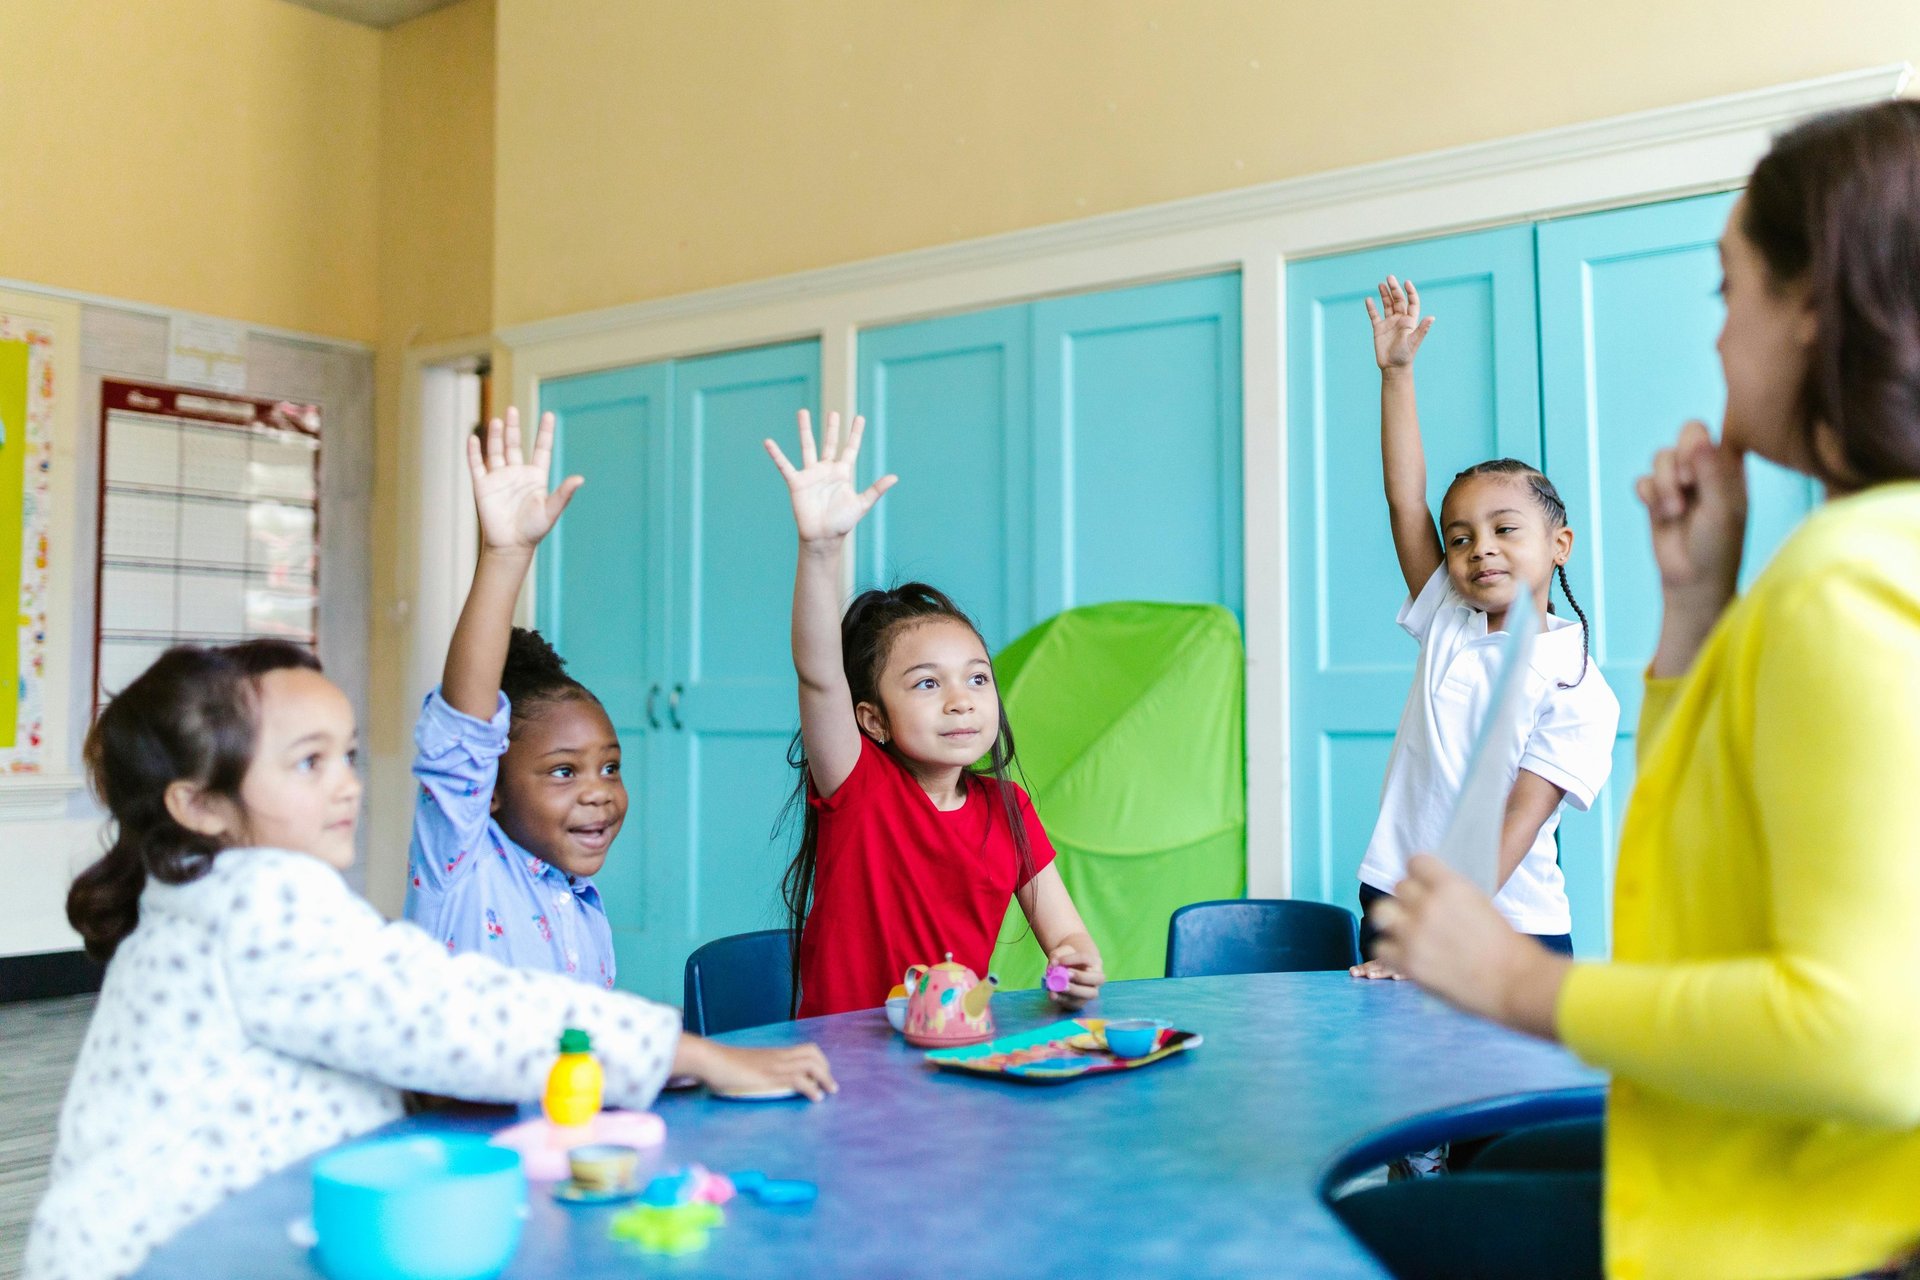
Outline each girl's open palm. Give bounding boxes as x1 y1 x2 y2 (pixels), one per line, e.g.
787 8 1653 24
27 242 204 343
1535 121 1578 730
1365 275 1435 370
764 410 897 542
466 408 583 555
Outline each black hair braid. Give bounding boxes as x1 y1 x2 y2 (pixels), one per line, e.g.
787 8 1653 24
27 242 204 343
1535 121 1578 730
1554 562 1592 688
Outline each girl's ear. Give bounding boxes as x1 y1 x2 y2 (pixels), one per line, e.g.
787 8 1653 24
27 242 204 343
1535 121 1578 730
163 780 236 840
1553 523 1575 565
853 700 890 744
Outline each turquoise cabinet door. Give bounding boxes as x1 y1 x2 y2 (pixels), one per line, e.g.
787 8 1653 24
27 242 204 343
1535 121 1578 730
538 362 672 994
657 341 821 1001
1537 191 1818 956
1032 273 1243 617
1285 226 1542 907
857 305 1032 648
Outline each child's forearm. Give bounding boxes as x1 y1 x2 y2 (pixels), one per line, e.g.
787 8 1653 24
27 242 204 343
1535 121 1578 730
791 537 848 694
1380 367 1429 516
442 548 534 720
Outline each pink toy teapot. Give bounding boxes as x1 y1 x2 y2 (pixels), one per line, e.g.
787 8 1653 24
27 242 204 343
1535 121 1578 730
902 953 999 1048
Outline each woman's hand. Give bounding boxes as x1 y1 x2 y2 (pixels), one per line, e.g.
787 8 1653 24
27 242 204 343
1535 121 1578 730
1365 275 1435 371
674 1036 838 1101
466 407 583 557
1636 421 1749 676
1045 941 1105 1010
764 409 897 546
1368 854 1571 1040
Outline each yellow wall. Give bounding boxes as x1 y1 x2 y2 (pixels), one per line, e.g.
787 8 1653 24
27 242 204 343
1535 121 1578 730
0 0 381 341
492 0 1919 328
364 0 496 911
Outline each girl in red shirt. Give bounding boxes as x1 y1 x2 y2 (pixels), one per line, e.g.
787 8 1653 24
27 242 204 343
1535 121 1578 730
764 409 1107 1018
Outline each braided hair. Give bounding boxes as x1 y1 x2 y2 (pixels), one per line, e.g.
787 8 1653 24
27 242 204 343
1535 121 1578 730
1448 458 1591 688
500 627 597 730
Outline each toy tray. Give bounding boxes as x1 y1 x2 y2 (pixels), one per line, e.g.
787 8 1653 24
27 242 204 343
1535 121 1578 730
923 1019 1201 1083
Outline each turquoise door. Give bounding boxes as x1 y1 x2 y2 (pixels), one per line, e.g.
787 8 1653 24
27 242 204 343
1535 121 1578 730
660 342 820 997
857 273 1243 643
539 363 670 995
857 305 1033 648
1286 227 1542 908
1031 274 1244 617
1537 191 1817 953
539 341 820 1002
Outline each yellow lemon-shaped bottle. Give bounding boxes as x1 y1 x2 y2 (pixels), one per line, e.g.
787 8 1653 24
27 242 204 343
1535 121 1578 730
542 1028 604 1127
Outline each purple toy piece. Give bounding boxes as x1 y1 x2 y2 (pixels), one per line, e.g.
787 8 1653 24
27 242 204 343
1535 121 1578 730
1044 963 1072 994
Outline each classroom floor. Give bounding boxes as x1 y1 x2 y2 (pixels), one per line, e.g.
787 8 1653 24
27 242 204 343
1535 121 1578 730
0 996 94 1280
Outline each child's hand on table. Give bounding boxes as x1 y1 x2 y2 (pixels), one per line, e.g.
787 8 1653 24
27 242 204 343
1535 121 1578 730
674 1036 839 1101
1045 942 1105 1010
1348 958 1407 981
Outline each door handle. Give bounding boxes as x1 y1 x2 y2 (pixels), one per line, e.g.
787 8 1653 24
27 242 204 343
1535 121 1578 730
668 684 684 731
645 683 662 730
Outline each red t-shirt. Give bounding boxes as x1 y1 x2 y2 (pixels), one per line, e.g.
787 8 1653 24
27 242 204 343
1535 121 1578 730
796 737 1057 1018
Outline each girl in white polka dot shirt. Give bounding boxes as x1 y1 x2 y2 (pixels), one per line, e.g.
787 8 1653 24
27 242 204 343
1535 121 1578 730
26 641 837 1280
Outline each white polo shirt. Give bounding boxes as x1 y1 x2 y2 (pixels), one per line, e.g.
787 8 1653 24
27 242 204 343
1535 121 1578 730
1358 566 1620 935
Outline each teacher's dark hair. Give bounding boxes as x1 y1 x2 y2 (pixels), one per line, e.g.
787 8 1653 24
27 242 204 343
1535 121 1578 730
1744 99 1920 485
67 640 323 962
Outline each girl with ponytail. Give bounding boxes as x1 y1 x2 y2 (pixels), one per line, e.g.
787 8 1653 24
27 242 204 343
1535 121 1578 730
35 638 831 1280
764 410 1105 1017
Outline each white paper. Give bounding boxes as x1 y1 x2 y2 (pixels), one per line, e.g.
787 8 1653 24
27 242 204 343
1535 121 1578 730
1431 590 1539 894
167 316 249 393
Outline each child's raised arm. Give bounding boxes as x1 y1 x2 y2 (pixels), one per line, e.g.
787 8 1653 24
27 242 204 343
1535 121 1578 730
1365 276 1445 599
442 408 583 720
763 410 896 799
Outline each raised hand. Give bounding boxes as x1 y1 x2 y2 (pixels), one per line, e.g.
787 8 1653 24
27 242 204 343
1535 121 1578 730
1365 275 1436 371
1635 420 1749 599
763 409 897 544
465 407 584 556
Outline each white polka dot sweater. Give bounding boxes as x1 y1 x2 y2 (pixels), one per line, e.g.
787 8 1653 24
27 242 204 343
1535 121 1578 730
24 848 681 1280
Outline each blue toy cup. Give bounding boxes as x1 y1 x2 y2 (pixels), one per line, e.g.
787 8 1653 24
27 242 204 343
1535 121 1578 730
312 1135 527 1280
1104 1018 1172 1058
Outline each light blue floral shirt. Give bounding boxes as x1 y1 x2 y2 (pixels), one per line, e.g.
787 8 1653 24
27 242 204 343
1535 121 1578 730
402 689 617 988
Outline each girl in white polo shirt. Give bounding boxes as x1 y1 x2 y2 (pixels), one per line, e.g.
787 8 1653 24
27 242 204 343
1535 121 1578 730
1353 275 1620 975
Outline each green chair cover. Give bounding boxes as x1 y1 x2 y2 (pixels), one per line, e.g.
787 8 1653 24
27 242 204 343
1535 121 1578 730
986 601 1246 988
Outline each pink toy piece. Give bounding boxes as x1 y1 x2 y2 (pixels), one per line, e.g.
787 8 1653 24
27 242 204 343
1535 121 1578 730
491 1110 666 1182
902 953 999 1048
1043 963 1072 994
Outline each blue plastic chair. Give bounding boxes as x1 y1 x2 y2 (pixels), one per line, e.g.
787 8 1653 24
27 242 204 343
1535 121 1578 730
1164 899 1361 978
682 929 794 1036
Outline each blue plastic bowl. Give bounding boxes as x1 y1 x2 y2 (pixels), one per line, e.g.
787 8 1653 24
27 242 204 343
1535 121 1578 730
312 1135 526 1280
1104 1018 1172 1059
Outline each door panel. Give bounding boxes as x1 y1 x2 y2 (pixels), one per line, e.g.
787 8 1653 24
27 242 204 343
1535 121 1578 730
1286 227 1541 906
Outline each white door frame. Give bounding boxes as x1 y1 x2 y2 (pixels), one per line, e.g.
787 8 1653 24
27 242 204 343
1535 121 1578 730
453 63 1907 898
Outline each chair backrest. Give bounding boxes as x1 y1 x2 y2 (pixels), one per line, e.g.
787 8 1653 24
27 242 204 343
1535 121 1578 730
682 929 794 1036
1164 899 1361 978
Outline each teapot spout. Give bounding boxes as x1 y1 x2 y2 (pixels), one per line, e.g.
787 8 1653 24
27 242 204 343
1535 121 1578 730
962 974 999 1018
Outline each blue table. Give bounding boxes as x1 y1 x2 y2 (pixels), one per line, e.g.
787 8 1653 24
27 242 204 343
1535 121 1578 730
135 972 1605 1278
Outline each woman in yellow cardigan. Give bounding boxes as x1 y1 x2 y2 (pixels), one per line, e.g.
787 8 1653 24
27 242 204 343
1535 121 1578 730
1366 101 1920 1280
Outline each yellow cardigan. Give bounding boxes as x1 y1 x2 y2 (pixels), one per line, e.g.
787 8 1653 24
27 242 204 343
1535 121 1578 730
1558 482 1920 1280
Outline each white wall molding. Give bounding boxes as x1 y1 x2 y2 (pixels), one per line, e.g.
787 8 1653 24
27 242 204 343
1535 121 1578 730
483 64 1908 901
0 774 86 820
